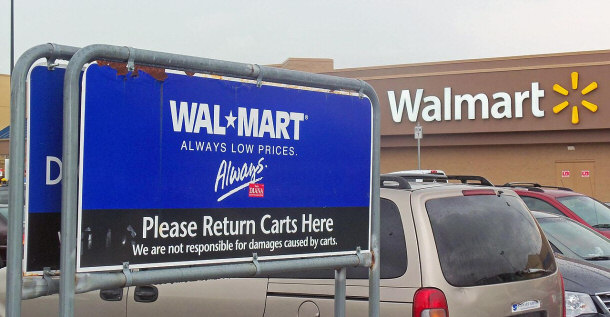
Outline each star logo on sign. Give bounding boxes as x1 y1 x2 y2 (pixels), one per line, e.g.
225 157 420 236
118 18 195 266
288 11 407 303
552 72 598 124
225 111 237 128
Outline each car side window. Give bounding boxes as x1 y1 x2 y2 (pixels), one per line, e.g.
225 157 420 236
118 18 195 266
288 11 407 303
521 196 564 216
267 198 407 279
375 198 408 279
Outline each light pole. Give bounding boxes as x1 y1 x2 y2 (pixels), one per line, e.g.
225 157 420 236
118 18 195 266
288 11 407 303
10 0 14 74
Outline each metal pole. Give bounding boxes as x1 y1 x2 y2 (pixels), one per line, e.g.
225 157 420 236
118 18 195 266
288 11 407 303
334 267 347 317
20 253 371 299
7 43 79 317
417 138 421 170
10 0 14 74
368 84 381 317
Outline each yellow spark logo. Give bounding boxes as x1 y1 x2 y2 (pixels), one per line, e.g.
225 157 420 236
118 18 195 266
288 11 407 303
552 72 598 124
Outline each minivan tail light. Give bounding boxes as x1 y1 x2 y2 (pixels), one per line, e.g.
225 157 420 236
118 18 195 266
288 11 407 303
462 189 495 196
413 288 448 317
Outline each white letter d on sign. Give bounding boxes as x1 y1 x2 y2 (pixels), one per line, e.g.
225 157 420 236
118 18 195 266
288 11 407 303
46 156 62 185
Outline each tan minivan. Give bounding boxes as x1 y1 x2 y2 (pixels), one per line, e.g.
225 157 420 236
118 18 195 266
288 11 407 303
3 181 563 316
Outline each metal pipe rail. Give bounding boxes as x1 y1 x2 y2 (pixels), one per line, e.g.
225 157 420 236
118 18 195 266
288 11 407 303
8 43 80 317
8 43 381 317
21 253 371 300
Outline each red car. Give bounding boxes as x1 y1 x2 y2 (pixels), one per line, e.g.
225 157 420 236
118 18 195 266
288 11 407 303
504 182 610 239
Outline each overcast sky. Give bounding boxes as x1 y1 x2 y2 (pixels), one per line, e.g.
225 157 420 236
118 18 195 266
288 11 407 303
1 0 610 75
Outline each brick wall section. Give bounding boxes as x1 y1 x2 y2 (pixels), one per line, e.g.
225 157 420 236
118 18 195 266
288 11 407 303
382 143 610 202
0 75 9 130
0 75 9 168
269 58 334 73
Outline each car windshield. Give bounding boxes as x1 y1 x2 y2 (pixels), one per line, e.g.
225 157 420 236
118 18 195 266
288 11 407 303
537 217 610 259
557 195 610 228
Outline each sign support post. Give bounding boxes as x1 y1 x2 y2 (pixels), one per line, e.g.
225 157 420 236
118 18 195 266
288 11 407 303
7 43 79 317
335 267 347 316
415 122 422 170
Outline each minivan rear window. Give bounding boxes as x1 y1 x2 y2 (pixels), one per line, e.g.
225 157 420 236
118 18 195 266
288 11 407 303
425 194 555 287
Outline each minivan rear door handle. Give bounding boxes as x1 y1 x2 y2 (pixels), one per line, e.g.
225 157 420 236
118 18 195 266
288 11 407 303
99 288 123 301
133 285 158 303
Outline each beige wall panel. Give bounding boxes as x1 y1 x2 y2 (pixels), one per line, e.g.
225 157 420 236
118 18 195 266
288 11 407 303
555 161 596 197
0 75 9 129
0 140 8 154
381 143 610 202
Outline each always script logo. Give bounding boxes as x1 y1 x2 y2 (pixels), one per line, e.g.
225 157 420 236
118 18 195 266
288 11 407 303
215 158 266 202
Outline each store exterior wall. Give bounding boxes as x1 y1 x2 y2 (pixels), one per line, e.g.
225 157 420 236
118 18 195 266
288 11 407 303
1 54 609 199
0 74 10 175
0 74 9 129
319 50 610 202
269 58 334 73
381 143 610 201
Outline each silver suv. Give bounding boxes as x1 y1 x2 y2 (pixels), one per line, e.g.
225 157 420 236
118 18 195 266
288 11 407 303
2 179 563 316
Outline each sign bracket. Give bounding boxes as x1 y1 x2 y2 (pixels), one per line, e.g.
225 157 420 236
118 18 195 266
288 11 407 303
126 47 135 72
122 262 133 287
255 64 264 87
46 59 58 70
42 268 53 296
252 253 260 273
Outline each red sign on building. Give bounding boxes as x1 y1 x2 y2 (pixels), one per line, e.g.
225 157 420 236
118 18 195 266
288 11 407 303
561 170 570 178
581 170 591 178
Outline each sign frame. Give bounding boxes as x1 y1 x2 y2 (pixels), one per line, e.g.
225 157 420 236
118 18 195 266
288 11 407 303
75 64 374 272
23 63 71 274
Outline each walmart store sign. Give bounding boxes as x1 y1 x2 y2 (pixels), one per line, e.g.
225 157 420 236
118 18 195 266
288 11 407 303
388 72 600 125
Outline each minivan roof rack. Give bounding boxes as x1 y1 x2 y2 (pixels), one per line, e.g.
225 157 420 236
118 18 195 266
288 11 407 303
447 175 494 186
501 182 573 192
386 171 448 183
380 175 412 189
388 169 446 175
